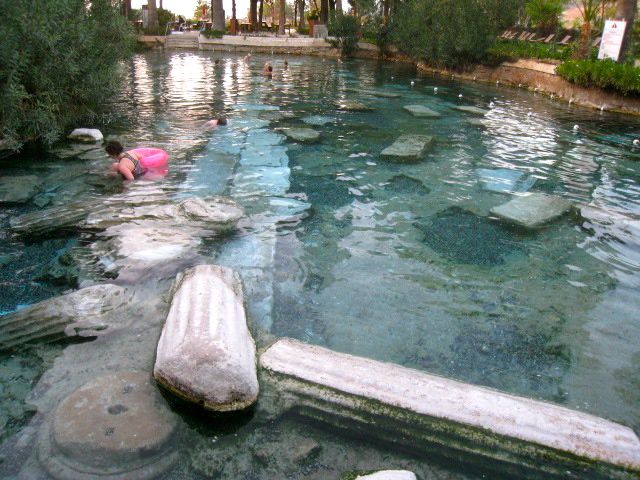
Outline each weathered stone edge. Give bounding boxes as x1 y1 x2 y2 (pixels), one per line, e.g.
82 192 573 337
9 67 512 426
260 338 640 479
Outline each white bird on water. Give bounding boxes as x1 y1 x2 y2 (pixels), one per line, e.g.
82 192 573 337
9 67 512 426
434 87 438 93
411 80 415 87
458 94 463 99
633 139 640 146
527 112 533 118
489 101 495 108
573 124 580 132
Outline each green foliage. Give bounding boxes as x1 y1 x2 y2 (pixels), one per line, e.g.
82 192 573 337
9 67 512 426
328 13 360 57
389 0 520 69
201 28 225 38
0 0 135 150
306 9 320 20
556 59 640 96
297 25 310 35
485 39 572 62
525 0 563 32
361 14 389 56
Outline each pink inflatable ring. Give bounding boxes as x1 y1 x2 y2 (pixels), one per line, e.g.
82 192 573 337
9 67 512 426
130 147 169 169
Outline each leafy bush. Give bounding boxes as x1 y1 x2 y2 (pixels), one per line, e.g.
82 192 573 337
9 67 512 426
201 28 225 38
0 0 135 151
485 39 572 62
389 0 520 69
306 9 320 21
361 14 389 57
525 0 564 33
297 25 309 35
556 59 640 96
328 13 360 57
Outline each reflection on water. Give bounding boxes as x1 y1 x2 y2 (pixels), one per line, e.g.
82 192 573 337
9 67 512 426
0 50 639 478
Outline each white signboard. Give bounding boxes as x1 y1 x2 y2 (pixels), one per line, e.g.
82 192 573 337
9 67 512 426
598 20 627 61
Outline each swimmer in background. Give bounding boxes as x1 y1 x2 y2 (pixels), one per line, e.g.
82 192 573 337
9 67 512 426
263 62 273 76
214 59 220 66
203 116 228 130
284 59 288 68
105 140 146 181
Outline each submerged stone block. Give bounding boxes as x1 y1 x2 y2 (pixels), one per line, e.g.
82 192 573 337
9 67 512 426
10 202 91 237
454 105 490 116
0 175 43 204
38 372 179 480
476 168 536 194
403 105 441 118
490 193 573 228
380 135 433 162
0 284 130 351
154 265 259 411
280 128 321 143
261 338 640 479
302 115 334 126
336 101 373 112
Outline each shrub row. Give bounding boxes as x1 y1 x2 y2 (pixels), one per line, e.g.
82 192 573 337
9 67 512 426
485 39 572 63
556 59 640 96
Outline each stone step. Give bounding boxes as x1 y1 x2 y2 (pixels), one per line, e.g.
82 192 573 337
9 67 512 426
380 134 433 162
154 265 259 411
260 338 640 479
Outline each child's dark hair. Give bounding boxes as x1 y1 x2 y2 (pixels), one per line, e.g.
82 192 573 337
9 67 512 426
217 116 227 126
105 140 123 156
268 65 273 72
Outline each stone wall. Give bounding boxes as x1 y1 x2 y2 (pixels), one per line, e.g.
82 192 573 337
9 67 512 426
199 35 339 56
417 59 640 116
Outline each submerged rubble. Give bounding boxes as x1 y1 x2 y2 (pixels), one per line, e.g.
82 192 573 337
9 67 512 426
0 284 130 351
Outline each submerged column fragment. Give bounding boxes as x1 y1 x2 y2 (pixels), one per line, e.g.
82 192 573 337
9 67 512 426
260 338 640 479
154 265 259 411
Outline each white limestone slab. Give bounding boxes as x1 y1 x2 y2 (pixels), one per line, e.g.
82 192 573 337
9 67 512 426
241 145 289 167
403 105 441 118
490 193 573 228
336 101 373 112
476 168 536 193
381 135 433 161
280 128 321 143
302 115 334 126
154 265 258 411
68 128 104 142
231 166 291 198
454 106 490 116
261 338 640 478
356 471 417 480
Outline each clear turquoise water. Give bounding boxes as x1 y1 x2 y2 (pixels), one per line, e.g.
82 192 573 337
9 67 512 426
1 50 639 478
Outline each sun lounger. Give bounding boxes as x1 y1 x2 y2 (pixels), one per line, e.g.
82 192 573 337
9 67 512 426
557 35 572 45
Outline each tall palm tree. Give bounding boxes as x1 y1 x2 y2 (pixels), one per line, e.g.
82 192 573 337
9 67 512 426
616 0 637 60
147 0 159 32
211 0 225 30
573 0 601 58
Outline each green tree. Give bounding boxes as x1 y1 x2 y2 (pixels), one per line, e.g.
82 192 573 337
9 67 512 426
389 0 521 68
0 0 135 151
616 0 638 61
525 0 564 32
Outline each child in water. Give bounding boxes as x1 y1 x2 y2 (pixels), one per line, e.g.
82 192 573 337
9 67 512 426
105 140 146 181
202 116 228 130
